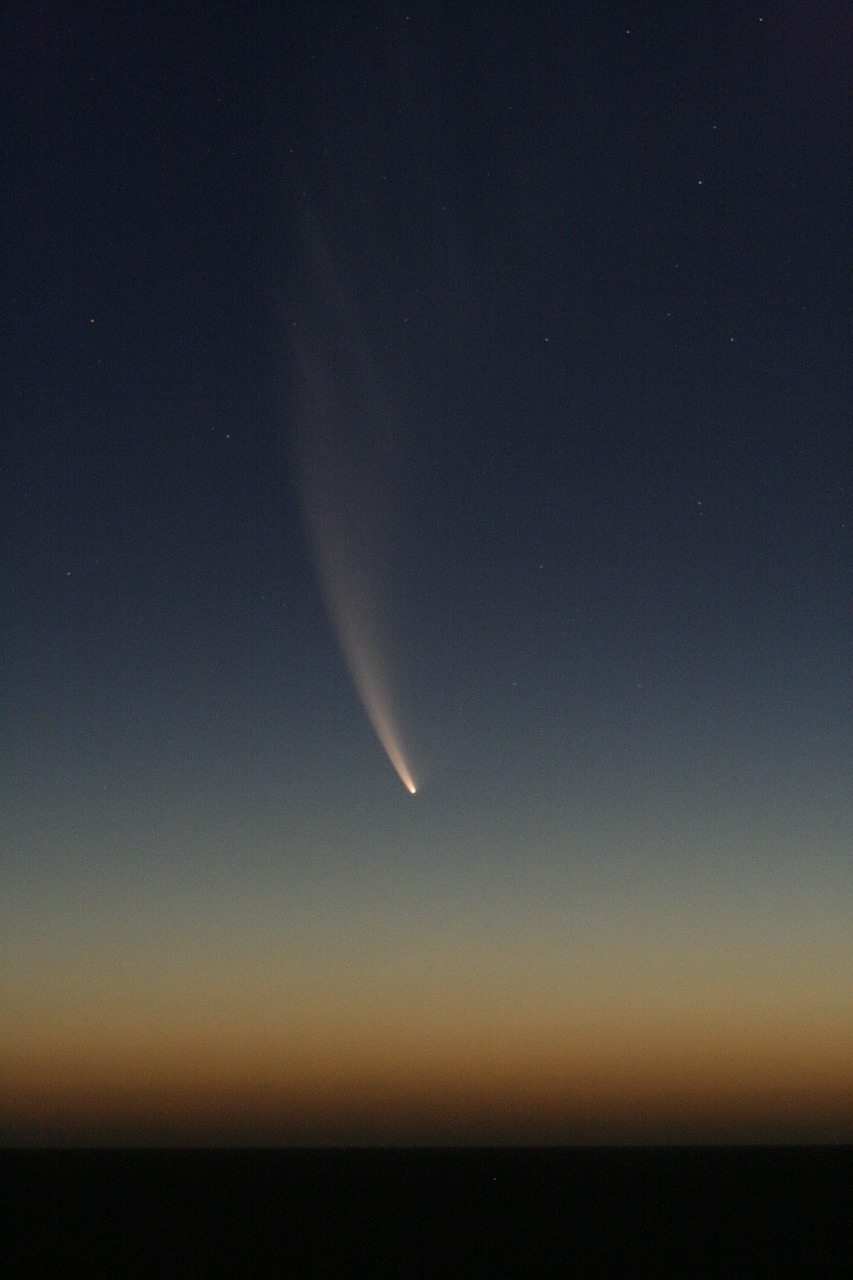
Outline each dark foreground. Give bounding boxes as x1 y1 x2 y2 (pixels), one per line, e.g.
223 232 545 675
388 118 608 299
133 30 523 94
5 1146 850 1274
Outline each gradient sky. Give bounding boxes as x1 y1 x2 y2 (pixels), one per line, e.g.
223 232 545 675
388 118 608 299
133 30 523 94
4 2 851 1144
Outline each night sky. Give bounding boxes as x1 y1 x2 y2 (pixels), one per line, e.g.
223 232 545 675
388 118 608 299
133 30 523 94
4 3 851 1144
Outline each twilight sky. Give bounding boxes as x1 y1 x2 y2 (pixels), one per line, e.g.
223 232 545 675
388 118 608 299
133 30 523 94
4 2 851 1143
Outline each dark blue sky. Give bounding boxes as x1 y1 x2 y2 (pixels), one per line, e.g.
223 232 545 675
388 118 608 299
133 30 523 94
4 2 851 1143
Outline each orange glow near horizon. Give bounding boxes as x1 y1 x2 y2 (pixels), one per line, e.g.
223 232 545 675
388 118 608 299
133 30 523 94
5 972 852 1143
6 799 851 1145
6 1048 852 1146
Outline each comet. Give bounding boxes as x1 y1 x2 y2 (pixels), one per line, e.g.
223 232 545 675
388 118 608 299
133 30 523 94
310 498 419 795
291 206 419 794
